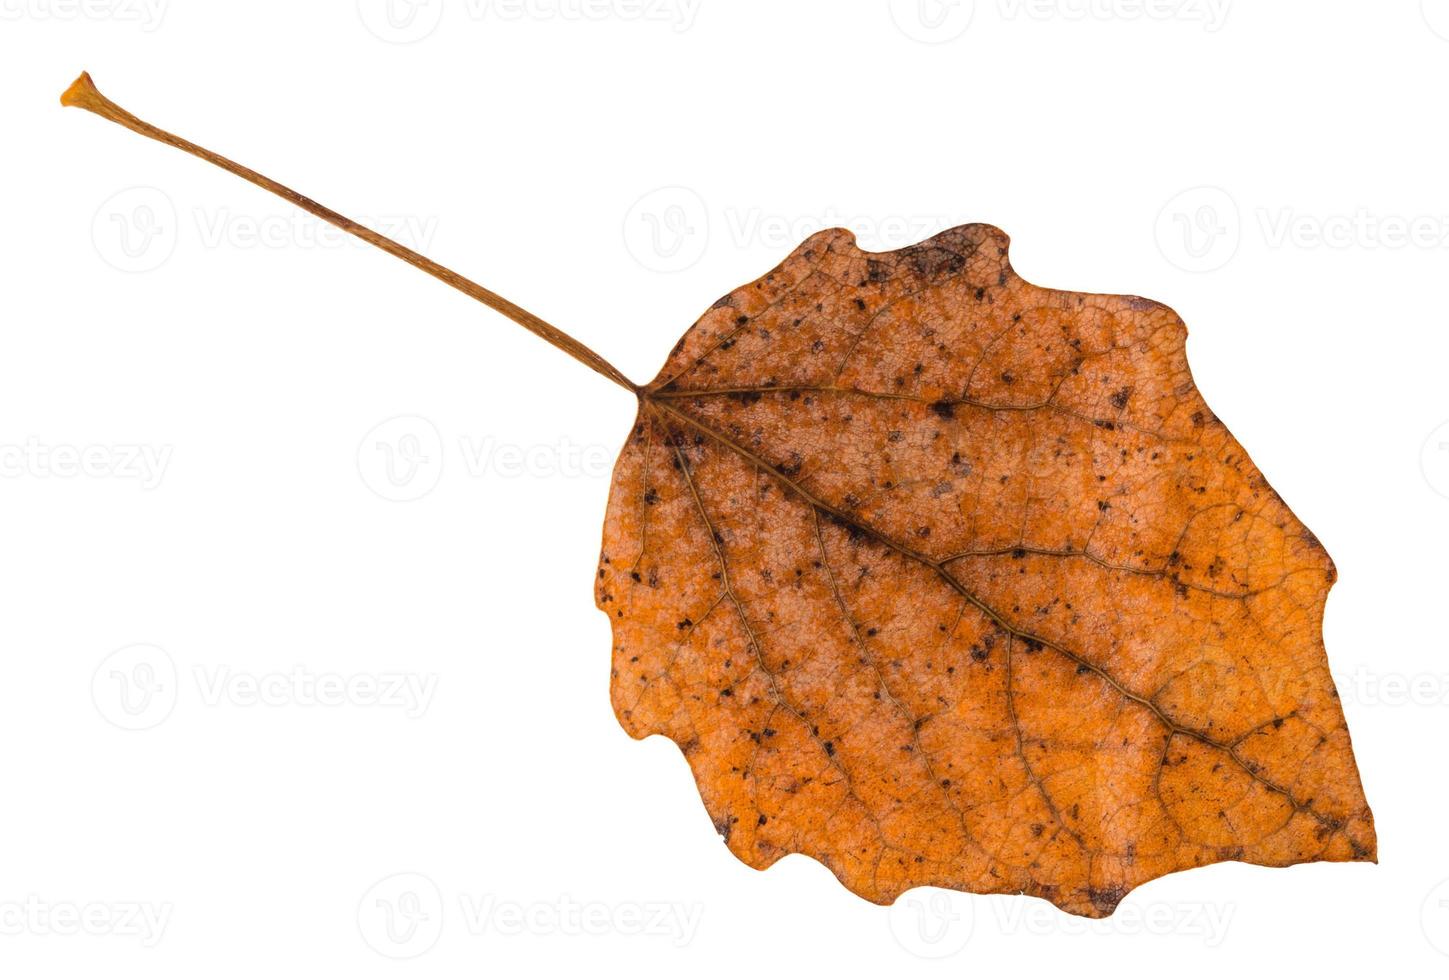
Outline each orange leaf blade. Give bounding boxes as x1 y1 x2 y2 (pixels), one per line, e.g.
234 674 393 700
600 224 1374 918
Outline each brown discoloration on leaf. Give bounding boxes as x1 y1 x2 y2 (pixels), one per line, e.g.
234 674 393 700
599 224 1374 918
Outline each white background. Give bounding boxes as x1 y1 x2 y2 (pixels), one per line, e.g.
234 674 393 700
1 0 1446 975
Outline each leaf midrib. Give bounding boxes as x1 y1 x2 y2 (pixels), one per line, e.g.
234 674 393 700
643 392 1358 847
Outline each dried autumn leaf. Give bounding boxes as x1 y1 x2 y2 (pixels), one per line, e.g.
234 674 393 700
597 224 1375 916
64 74 1374 920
